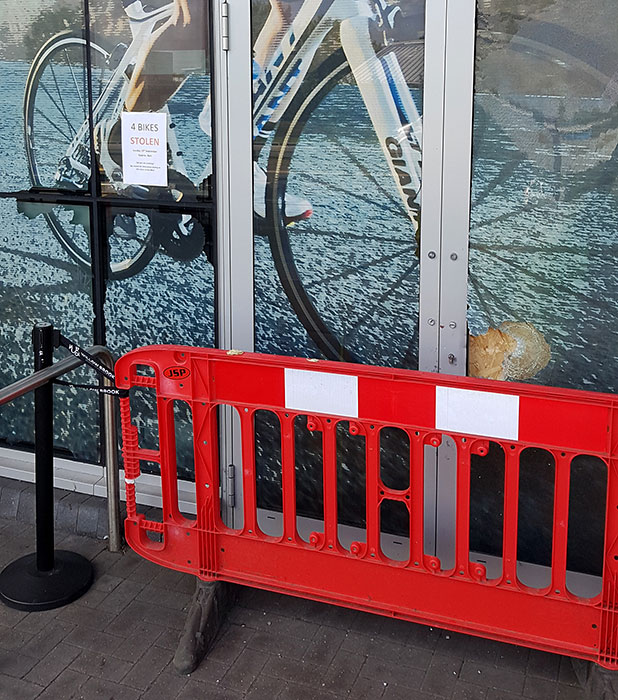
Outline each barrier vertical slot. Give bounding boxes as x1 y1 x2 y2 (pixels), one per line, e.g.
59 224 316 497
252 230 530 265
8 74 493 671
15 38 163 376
295 415 324 542
567 455 607 598
254 409 283 537
280 411 297 543
470 442 505 580
337 420 366 552
174 400 196 521
518 447 555 590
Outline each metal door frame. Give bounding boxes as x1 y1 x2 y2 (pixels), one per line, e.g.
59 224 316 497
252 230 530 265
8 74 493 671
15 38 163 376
216 0 478 544
213 0 254 525
420 0 476 562
430 0 477 566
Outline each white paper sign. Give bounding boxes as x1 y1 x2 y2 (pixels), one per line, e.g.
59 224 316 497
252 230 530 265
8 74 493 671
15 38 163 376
284 369 358 418
121 112 167 186
435 386 520 440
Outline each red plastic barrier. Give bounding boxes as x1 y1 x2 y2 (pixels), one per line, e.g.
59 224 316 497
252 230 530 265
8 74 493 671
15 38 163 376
116 346 618 668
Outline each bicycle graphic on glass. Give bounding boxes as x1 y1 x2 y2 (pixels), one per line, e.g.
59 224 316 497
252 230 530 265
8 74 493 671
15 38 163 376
24 0 424 362
25 1 615 367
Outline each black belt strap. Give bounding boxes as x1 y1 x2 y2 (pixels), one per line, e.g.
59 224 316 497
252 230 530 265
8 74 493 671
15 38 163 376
53 333 129 398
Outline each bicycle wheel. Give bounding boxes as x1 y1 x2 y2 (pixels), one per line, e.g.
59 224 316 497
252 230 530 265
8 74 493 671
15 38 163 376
24 31 158 280
263 49 421 367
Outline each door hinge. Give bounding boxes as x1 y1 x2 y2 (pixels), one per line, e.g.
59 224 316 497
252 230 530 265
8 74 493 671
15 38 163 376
221 0 229 51
226 463 235 508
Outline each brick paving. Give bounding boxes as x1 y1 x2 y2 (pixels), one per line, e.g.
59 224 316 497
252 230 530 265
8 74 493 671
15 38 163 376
0 513 590 700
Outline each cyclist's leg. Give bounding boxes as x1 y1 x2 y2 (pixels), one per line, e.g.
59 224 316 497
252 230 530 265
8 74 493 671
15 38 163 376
253 0 288 68
251 0 313 222
126 0 204 112
197 0 287 143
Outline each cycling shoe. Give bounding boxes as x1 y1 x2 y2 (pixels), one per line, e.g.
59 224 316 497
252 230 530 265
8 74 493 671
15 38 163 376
253 162 313 225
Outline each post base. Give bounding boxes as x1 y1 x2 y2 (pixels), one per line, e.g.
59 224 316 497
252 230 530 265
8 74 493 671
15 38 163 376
572 658 618 700
0 550 93 612
173 581 235 675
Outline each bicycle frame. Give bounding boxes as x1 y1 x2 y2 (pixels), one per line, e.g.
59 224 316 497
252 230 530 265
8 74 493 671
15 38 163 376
253 0 422 230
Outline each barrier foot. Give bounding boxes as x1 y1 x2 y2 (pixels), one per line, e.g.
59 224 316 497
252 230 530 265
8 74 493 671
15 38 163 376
173 580 235 675
571 658 618 700
0 550 93 612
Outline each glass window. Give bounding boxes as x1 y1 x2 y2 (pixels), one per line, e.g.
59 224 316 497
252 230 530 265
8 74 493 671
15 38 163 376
252 0 425 369
89 0 213 203
250 0 426 548
104 205 215 353
0 1 216 475
467 1 616 585
104 205 215 480
0 198 98 461
0 1 86 192
469 1 618 393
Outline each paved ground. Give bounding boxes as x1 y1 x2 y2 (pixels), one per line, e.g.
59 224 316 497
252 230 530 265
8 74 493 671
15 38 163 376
0 511 589 700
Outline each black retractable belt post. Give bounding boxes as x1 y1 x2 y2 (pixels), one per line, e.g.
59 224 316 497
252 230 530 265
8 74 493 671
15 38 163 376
0 323 94 611
34 323 55 572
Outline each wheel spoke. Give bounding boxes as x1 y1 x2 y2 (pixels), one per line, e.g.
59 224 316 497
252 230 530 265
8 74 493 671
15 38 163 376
94 65 107 101
337 139 404 213
291 226 414 246
304 244 417 291
470 203 536 233
37 135 73 145
472 157 522 207
341 262 418 344
34 106 73 142
47 63 77 137
296 171 404 219
0 242 81 275
398 314 419 369
472 242 600 257
485 248 615 311
468 275 499 325
64 47 86 114
39 83 77 139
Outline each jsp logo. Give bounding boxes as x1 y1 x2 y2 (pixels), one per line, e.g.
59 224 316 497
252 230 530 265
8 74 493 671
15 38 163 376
163 366 191 380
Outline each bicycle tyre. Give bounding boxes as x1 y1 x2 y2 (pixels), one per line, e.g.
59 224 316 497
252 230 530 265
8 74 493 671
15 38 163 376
263 49 420 365
23 31 158 280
